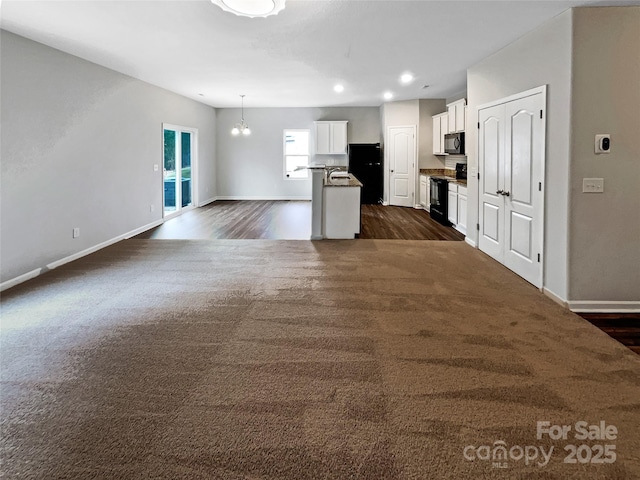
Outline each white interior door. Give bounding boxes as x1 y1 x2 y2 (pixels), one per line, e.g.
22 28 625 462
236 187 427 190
477 88 545 288
478 105 505 261
503 94 545 287
388 126 416 207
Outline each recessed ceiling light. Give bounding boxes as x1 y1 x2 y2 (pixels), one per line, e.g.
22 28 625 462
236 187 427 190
400 73 414 84
383 92 393 100
211 0 285 18
334 84 344 93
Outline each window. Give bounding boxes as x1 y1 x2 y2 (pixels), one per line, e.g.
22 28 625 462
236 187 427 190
284 129 310 179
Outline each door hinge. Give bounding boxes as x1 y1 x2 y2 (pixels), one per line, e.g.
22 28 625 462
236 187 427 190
540 110 543 119
477 122 480 129
477 172 480 180
539 182 542 191
537 253 541 262
476 223 480 231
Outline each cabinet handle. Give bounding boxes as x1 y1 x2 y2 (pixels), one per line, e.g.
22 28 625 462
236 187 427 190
496 189 503 195
503 191 510 197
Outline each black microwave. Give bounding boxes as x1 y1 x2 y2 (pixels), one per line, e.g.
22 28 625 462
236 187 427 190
444 132 465 155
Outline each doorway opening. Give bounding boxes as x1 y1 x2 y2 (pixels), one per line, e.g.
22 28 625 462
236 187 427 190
163 124 198 219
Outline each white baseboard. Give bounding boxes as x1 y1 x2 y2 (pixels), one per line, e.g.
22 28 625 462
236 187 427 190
216 196 312 201
0 268 42 292
2 219 164 292
382 201 389 206
199 196 217 206
568 301 640 313
465 237 477 248
543 287 569 308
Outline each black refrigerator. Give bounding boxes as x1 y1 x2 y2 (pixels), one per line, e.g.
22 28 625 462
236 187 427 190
348 143 383 204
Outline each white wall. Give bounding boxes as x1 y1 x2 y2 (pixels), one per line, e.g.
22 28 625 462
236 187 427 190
418 99 447 169
215 107 380 199
466 10 573 301
568 7 640 304
0 31 217 284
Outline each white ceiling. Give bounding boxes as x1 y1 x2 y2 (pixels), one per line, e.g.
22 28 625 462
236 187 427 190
1 0 636 108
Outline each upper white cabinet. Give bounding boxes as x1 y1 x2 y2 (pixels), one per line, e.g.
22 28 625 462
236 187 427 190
447 99 467 133
314 121 348 154
432 113 448 155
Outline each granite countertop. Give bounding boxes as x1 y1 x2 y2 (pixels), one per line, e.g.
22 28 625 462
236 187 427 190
419 168 466 186
324 173 363 187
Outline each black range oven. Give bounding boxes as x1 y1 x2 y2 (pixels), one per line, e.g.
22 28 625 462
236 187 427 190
429 177 450 226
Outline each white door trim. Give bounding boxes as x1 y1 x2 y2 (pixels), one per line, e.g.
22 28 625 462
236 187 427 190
385 125 417 208
162 123 199 220
476 85 547 290
477 85 547 111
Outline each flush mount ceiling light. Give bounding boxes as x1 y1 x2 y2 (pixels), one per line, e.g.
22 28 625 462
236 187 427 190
333 84 344 93
231 95 251 136
383 91 393 100
211 0 285 18
400 73 414 84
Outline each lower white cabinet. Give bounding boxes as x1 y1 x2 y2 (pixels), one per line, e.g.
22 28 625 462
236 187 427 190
419 175 428 209
447 182 467 235
457 185 467 235
323 185 361 239
447 183 458 224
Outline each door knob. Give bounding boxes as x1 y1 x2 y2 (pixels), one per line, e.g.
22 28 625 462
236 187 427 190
391 169 394 173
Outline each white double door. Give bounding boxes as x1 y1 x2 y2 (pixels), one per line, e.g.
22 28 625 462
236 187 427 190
478 88 546 288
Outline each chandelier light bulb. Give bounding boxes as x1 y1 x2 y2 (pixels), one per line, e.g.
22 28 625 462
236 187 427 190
231 94 250 137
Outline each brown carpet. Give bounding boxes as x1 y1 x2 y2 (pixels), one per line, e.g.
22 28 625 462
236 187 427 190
1 239 639 479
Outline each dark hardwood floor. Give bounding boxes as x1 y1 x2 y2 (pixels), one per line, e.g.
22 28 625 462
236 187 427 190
136 200 464 241
578 313 640 355
359 204 464 240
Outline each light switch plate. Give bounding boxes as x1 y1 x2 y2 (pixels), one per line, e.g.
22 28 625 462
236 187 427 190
583 178 604 193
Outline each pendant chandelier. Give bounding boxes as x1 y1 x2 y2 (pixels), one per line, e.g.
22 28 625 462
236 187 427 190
211 0 285 18
231 95 251 136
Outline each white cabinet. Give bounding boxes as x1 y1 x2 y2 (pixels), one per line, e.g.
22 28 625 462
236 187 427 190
457 185 467 235
323 184 361 239
446 99 467 133
314 121 348 155
447 183 458 224
419 175 428 208
432 113 448 155
447 182 467 235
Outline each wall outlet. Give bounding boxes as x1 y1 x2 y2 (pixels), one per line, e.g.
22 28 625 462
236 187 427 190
582 178 604 193
72 227 80 238
150 204 155 212
154 164 159 172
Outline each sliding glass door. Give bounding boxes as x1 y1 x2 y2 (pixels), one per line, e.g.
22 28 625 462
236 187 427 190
163 125 197 218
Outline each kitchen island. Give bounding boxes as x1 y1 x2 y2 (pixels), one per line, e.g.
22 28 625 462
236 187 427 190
309 167 362 240
323 173 362 239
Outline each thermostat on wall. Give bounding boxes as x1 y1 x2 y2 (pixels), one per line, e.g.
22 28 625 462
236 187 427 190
595 134 611 154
